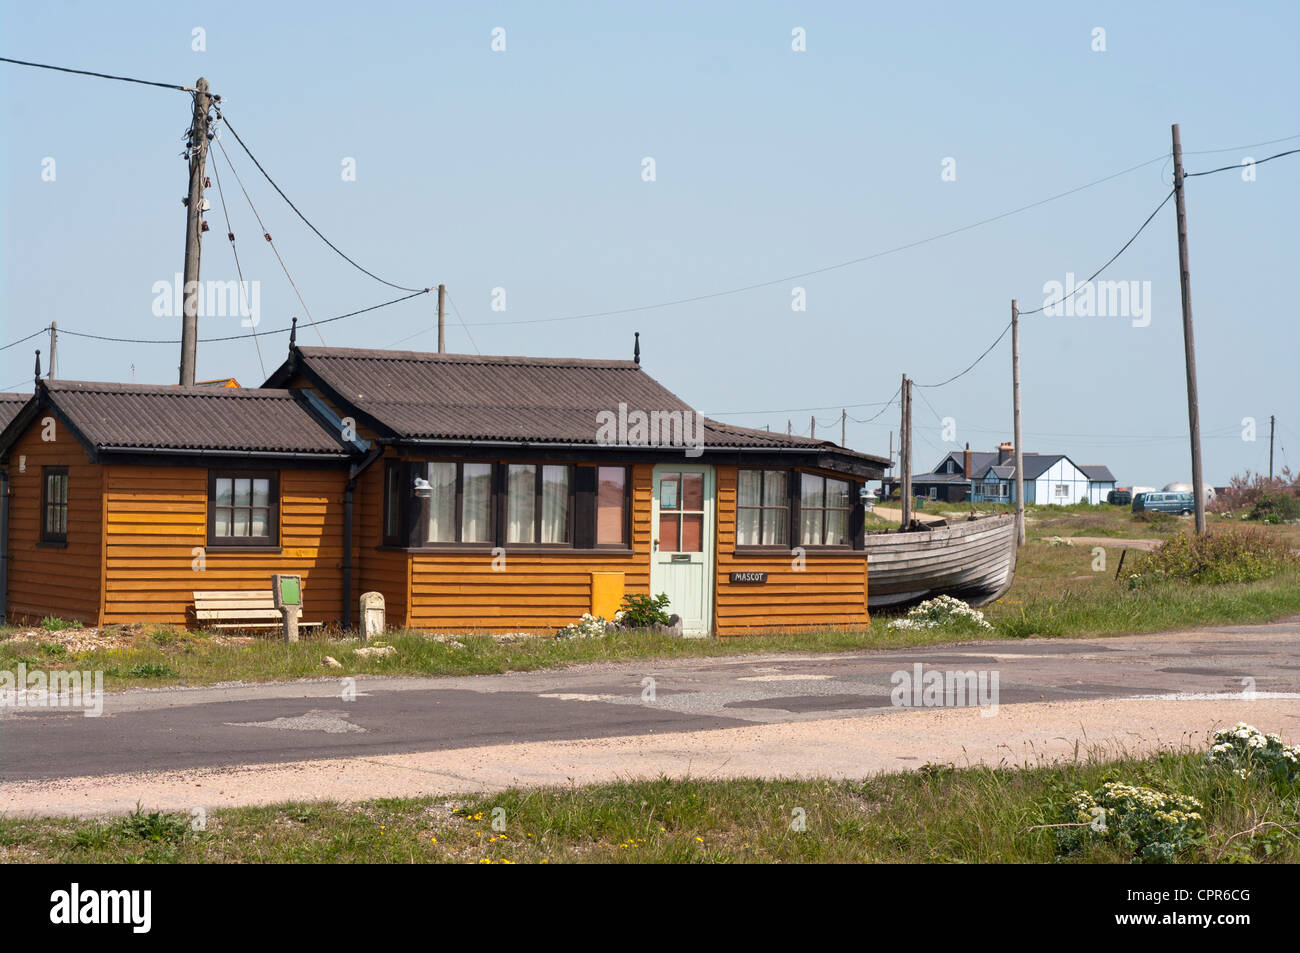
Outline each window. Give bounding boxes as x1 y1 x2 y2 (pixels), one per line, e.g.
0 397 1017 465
1054 484 1069 498
737 469 789 546
657 470 705 553
800 473 852 546
595 466 629 546
506 464 571 544
417 461 494 545
208 471 278 547
928 487 938 500
41 466 68 544
383 464 402 544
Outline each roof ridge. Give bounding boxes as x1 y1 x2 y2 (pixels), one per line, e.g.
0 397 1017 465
296 346 640 368
45 380 297 398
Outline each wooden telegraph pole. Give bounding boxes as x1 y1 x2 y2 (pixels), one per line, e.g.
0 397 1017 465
1011 299 1025 546
899 374 913 528
1269 415 1275 480
179 78 212 386
437 283 447 353
1171 123 1206 534
841 408 846 447
47 322 57 380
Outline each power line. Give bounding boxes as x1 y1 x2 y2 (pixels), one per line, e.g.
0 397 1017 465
0 56 196 93
1185 148 1300 178
1017 188 1175 318
915 321 1012 389
847 385 903 424
1184 133 1300 155
915 387 945 423
49 290 429 345
213 107 428 294
209 144 267 377
445 291 481 355
214 137 326 345
455 153 1179 329
0 327 49 352
709 395 896 416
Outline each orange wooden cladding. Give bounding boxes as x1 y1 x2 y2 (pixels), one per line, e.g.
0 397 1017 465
5 418 871 636
100 466 347 625
5 417 103 624
404 463 652 632
713 465 869 637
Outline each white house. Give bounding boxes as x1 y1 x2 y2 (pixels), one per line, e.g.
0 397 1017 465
971 443 1115 505
900 442 1117 505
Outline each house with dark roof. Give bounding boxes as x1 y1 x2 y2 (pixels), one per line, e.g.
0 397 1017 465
0 394 27 432
0 345 887 637
887 442 1117 505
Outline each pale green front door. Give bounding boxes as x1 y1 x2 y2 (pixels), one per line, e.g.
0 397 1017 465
650 464 715 636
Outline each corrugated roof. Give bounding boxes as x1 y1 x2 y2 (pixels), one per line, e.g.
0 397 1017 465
0 393 29 432
40 381 349 456
284 347 888 463
1079 464 1117 482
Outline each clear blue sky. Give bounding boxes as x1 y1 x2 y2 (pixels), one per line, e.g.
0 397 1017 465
2 1 1297 486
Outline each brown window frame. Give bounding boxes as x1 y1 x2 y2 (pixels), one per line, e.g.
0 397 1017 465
734 467 866 553
207 470 280 549
407 459 498 549
381 459 636 553
735 468 792 549
504 462 575 548
574 464 633 550
798 472 855 549
40 466 69 545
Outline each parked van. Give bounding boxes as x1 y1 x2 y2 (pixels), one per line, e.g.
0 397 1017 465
1132 491 1194 514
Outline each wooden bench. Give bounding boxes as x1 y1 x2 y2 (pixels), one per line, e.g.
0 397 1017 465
192 590 323 632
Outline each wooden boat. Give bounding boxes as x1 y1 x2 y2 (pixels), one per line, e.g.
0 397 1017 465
864 513 1017 610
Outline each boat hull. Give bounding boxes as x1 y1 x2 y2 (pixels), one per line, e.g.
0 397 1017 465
864 514 1018 610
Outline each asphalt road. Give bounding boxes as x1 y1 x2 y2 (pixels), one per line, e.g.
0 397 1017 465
3 621 1297 784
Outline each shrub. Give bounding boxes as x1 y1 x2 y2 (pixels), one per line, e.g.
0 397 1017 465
618 592 673 628
39 616 79 632
554 614 611 639
1127 527 1297 587
115 804 192 843
1051 782 1205 863
1205 722 1300 785
1210 467 1300 519
887 595 992 633
1249 492 1300 524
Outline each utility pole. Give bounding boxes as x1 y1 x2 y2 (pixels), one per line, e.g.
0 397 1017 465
810 415 815 439
900 374 913 528
1171 123 1206 534
437 283 446 353
47 322 57 380
179 77 212 386
841 408 846 447
1269 415 1275 480
1011 299 1024 546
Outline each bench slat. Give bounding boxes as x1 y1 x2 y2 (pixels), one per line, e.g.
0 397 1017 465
194 590 276 601
207 622 323 630
196 609 299 620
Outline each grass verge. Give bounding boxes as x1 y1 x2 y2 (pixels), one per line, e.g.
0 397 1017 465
2 748 1295 863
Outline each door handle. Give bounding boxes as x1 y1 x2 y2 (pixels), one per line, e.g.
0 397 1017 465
653 539 659 551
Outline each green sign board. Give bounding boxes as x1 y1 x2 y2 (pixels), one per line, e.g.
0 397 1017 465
274 575 302 607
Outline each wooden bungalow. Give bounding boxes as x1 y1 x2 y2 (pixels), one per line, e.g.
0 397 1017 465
0 346 887 637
